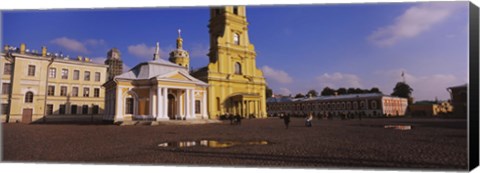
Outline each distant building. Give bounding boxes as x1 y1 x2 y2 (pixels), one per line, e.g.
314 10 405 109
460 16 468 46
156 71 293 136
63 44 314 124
1 44 107 123
104 48 123 81
447 84 467 118
409 101 453 117
103 37 208 123
267 93 408 118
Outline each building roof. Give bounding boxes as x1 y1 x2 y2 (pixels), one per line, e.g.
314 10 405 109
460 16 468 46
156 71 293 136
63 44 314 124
447 84 467 89
114 58 207 86
267 93 406 103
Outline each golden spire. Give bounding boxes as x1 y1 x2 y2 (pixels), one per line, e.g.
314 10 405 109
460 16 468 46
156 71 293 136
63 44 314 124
176 29 183 49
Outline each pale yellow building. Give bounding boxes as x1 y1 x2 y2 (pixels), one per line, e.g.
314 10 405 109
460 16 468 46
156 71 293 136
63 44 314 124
103 36 209 123
192 6 267 119
1 44 107 123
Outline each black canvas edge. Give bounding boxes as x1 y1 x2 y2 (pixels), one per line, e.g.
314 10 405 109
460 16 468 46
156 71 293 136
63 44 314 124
469 1 480 171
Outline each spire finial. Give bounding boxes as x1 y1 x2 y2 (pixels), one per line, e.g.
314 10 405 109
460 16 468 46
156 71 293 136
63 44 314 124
176 29 183 49
153 42 160 60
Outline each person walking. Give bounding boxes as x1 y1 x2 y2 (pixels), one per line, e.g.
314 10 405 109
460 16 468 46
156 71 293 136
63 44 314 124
283 114 290 129
305 113 313 127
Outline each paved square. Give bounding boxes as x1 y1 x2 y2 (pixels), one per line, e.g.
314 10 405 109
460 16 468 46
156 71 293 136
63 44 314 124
2 118 467 170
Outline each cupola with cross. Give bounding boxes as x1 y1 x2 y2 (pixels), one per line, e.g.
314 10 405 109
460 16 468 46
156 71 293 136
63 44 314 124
168 29 190 69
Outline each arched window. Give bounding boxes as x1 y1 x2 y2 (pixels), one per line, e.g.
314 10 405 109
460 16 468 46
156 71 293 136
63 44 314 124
25 91 34 103
233 33 240 45
234 62 242 74
125 97 134 114
233 6 239 15
371 101 377 109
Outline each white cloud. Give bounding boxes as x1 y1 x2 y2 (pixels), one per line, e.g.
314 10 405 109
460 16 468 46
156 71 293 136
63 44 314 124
261 66 293 84
84 39 106 46
316 72 362 88
50 37 89 54
276 87 292 96
377 69 461 100
368 2 462 46
127 43 166 60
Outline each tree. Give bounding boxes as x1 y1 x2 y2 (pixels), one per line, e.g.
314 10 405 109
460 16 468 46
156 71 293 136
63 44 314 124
369 87 382 94
306 89 318 97
321 87 336 96
294 93 305 98
265 86 273 98
354 88 364 94
337 88 347 95
391 82 413 99
347 88 356 94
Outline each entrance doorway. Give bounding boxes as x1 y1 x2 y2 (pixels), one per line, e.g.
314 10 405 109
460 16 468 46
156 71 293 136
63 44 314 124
168 94 177 119
22 108 33 123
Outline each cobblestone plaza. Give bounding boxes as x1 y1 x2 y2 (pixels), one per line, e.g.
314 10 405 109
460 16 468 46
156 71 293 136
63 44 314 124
2 118 467 170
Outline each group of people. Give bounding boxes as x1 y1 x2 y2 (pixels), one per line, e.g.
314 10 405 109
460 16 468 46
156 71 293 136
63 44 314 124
227 113 242 125
282 113 314 129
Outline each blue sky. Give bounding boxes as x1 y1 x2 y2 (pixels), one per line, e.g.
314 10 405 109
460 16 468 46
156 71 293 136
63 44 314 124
1 1 469 101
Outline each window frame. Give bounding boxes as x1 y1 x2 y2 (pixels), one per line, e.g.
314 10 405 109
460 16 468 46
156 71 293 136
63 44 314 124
61 69 68 79
49 67 56 78
84 71 90 81
3 63 12 75
25 91 34 103
28 65 36 76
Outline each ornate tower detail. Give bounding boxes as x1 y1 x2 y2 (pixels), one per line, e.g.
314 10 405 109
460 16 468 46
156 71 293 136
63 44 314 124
192 6 267 119
169 29 190 69
105 48 123 80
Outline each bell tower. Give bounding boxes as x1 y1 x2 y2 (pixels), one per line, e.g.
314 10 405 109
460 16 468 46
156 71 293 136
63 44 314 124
199 6 267 119
169 29 190 69
105 48 123 80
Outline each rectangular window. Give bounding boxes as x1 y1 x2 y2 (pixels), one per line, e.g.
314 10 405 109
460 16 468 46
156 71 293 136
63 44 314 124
59 104 66 115
2 83 10 94
92 105 99 114
60 86 68 96
28 65 36 76
49 68 56 78
72 87 79 97
61 69 68 79
1 104 9 114
46 104 53 115
95 72 101 82
84 71 90 81
71 105 77 115
83 88 89 97
126 98 134 114
73 70 80 80
94 88 100 97
82 105 89 114
195 100 201 114
47 86 55 96
3 63 11 75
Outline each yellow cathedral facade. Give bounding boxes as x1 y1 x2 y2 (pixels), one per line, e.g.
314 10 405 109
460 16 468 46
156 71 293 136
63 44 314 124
193 6 267 119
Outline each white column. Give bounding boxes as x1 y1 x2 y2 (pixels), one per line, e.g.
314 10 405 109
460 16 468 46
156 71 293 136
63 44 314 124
156 87 168 121
190 90 196 119
185 89 190 119
114 87 123 122
163 87 168 119
177 90 182 119
202 91 208 119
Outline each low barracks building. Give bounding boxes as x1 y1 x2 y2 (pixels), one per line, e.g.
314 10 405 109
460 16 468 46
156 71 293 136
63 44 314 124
267 93 408 118
1 44 107 123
